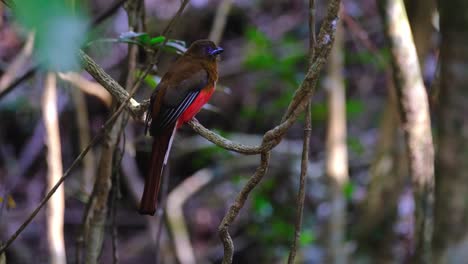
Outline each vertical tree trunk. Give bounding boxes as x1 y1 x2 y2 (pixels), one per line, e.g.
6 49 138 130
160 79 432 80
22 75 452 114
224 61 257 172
433 1 468 263
357 0 435 260
378 0 435 262
325 21 348 264
43 73 67 264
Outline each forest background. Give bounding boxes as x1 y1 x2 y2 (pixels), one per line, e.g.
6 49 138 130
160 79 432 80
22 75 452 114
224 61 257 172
0 0 466 263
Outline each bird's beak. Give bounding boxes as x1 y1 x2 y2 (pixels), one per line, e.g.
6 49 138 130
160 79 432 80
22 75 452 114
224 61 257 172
210 47 224 56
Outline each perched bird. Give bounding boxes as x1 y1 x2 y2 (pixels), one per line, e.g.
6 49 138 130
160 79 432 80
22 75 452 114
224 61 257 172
140 40 224 215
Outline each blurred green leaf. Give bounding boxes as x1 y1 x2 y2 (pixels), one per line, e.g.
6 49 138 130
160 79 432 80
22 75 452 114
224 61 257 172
311 102 328 122
231 174 244 185
240 106 259 119
346 48 390 70
347 137 365 155
136 70 160 90
150 36 166 45
119 31 166 47
13 0 89 71
253 194 273 218
271 218 294 238
246 27 271 48
343 181 355 200
299 229 316 246
346 99 365 118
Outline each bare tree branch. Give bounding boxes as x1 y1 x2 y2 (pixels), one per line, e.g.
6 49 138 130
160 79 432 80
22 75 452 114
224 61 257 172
78 50 143 117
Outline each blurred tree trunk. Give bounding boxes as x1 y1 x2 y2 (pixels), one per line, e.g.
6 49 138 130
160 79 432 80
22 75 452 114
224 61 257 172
378 0 435 262
433 1 468 263
325 21 348 264
355 84 404 262
404 0 436 66
43 73 67 264
357 0 435 261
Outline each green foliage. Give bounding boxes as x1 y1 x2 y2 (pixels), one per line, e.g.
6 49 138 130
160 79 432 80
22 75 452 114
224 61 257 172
13 0 89 71
253 193 273 218
343 181 355 200
346 99 365 118
136 70 161 90
299 229 316 246
308 98 365 123
346 48 390 71
347 137 365 155
311 102 328 122
87 32 187 55
118 31 166 46
242 27 306 122
192 144 230 168
269 218 295 241
192 146 219 167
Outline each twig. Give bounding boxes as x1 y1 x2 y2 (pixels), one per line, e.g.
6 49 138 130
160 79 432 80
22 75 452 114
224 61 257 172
81 0 142 261
91 0 128 26
287 105 311 264
0 115 106 254
187 119 262 154
287 0 315 262
78 51 142 117
160 0 190 37
0 68 35 100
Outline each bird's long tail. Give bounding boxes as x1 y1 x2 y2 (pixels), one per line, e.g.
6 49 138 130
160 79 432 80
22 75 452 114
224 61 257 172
139 123 176 215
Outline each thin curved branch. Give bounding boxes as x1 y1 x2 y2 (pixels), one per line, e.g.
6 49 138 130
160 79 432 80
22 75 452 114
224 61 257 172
288 0 315 262
187 119 262 154
218 151 270 264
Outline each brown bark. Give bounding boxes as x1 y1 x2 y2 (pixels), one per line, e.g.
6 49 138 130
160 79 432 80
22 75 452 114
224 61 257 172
433 1 468 263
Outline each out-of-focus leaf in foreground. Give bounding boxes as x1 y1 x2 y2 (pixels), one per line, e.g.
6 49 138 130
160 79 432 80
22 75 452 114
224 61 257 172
13 0 89 71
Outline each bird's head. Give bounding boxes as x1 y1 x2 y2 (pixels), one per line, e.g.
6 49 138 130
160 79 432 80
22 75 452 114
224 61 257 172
185 39 224 60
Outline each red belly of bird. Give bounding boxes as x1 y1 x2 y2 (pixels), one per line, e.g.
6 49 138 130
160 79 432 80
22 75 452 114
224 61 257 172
177 86 215 127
